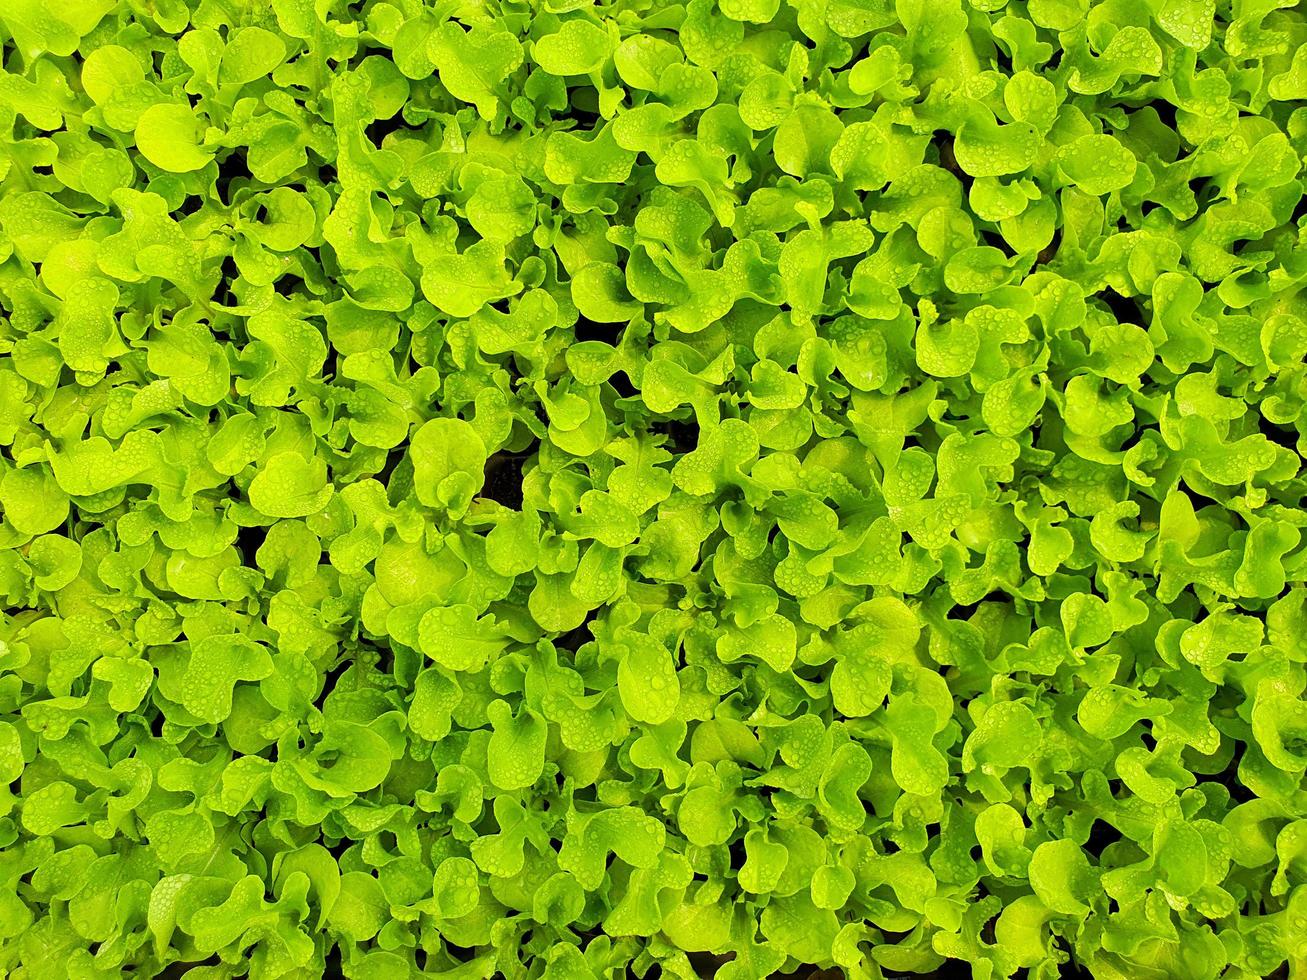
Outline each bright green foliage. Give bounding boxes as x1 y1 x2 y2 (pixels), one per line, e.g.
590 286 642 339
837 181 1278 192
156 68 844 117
1 0 1307 978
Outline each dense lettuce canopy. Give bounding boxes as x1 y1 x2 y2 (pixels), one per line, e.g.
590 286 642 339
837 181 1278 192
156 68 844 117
1 0 1306 978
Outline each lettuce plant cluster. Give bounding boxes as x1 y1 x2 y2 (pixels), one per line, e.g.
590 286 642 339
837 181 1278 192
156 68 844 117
1 0 1307 977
